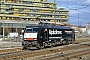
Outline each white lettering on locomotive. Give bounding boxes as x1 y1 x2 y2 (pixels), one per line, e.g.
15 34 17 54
49 30 62 35
65 31 72 33
65 31 72 34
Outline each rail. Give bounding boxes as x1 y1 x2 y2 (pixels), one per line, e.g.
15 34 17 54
0 43 90 60
0 47 22 53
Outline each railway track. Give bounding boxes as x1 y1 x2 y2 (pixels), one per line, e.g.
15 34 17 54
0 47 22 53
0 41 88 54
0 43 90 60
40 47 90 60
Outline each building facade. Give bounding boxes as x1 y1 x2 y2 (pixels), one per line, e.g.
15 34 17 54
0 0 69 36
86 22 90 35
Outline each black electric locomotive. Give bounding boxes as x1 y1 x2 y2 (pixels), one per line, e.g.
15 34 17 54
22 23 75 49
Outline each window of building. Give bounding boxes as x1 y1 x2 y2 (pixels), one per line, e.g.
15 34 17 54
65 16 68 18
62 12 65 14
65 12 68 14
26 14 29 16
61 20 67 22
41 0 43 2
61 16 65 18
0 17 1 19
30 9 35 12
14 0 16 3
31 14 36 16
14 8 18 11
19 8 23 12
22 1 32 4
5 0 8 2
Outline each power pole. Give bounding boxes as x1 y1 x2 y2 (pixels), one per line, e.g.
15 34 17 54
78 12 81 26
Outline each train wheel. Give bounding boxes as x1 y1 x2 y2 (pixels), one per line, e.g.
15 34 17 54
40 45 44 49
36 43 40 49
50 40 55 46
22 47 27 50
67 40 70 44
70 40 73 44
51 43 54 47
67 40 73 44
62 40 67 45
71 39 75 43
36 43 44 49
40 43 45 49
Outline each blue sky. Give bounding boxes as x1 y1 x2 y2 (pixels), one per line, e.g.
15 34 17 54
49 0 90 26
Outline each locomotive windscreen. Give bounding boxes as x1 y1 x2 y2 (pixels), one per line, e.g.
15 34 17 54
25 27 38 33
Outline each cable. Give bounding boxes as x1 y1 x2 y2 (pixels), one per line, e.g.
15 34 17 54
66 0 69 8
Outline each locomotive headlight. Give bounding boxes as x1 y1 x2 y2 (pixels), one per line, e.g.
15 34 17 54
44 28 47 31
64 30 66 33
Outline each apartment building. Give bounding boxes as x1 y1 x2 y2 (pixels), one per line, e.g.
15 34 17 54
0 0 69 36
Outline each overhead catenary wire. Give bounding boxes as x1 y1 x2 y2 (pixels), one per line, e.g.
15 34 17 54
55 0 90 25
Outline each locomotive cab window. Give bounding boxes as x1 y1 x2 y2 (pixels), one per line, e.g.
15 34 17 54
25 27 38 32
25 28 32 32
33 27 39 32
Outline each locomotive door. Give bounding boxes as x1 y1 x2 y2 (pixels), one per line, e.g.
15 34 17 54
43 28 48 42
37 28 48 44
37 28 48 48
